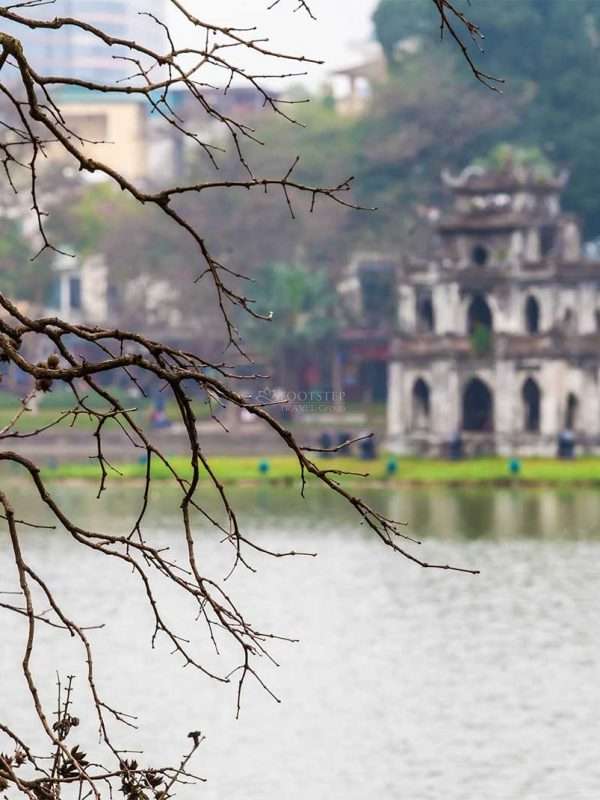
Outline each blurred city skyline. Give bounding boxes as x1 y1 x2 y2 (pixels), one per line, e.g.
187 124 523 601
13 0 380 88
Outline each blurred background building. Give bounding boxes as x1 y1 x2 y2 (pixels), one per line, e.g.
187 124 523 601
9 0 167 82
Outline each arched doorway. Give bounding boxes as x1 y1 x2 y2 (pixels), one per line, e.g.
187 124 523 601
467 294 493 334
565 392 579 430
525 296 540 334
522 377 541 432
412 378 431 430
462 377 494 432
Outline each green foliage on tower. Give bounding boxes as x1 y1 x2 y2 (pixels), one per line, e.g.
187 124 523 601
470 323 493 357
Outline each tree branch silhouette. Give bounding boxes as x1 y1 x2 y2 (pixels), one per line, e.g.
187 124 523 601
0 1 481 797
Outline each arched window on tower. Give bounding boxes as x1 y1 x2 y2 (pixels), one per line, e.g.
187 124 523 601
412 378 431 431
565 392 579 431
522 377 541 432
540 225 557 257
416 294 435 333
471 244 489 267
525 296 540 334
467 294 493 354
467 294 493 334
562 308 577 336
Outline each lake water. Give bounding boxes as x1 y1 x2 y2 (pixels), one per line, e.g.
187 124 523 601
2 481 600 799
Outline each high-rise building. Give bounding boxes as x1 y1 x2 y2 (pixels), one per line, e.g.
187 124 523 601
10 1 167 83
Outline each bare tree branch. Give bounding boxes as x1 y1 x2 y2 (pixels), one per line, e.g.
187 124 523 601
0 2 481 797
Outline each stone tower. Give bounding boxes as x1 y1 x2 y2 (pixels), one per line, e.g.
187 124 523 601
385 160 600 455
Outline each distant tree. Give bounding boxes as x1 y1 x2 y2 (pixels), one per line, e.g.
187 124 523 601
45 179 218 333
374 0 443 64
240 262 338 389
373 0 600 235
350 59 516 247
0 218 52 303
199 57 514 262
183 96 359 278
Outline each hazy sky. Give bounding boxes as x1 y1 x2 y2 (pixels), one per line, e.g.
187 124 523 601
168 0 381 86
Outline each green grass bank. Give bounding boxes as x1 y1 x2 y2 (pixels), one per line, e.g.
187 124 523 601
36 455 600 486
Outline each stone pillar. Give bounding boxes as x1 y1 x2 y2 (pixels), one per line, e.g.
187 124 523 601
537 286 553 333
431 360 460 440
386 361 404 437
433 283 460 335
563 221 581 262
495 360 517 449
490 285 514 334
578 283 596 334
525 227 540 262
510 230 525 263
580 367 599 438
540 361 562 438
397 285 416 332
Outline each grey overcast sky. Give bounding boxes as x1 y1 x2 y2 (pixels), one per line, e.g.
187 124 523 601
168 0 380 87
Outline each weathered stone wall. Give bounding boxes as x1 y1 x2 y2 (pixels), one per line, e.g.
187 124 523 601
387 355 600 456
